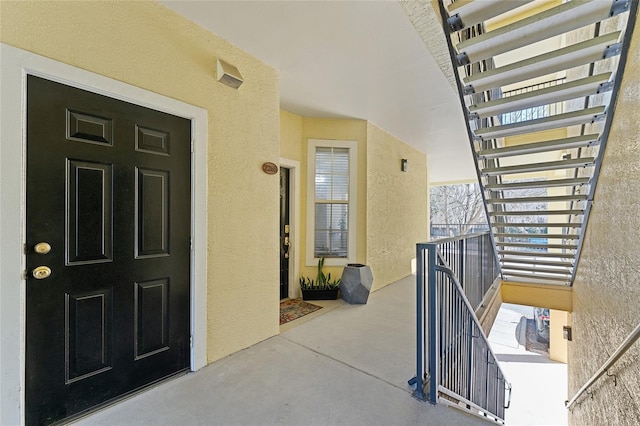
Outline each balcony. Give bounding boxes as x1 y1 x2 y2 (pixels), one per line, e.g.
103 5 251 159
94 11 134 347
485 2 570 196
76 276 492 425
72 270 571 426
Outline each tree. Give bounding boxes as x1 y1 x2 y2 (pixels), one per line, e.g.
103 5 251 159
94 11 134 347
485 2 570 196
430 180 550 239
430 183 487 236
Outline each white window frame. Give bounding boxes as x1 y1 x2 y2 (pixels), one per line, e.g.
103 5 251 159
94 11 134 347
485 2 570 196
306 139 357 266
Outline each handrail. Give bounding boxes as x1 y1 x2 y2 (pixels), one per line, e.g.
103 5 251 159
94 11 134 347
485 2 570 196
430 232 498 311
435 263 508 384
412 234 509 423
420 231 499 312
565 322 640 409
430 223 490 238
427 231 491 246
437 262 512 407
432 261 510 421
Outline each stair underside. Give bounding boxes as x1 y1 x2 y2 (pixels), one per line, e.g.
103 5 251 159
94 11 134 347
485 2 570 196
469 73 611 119
464 32 621 93
441 0 635 286
454 0 621 64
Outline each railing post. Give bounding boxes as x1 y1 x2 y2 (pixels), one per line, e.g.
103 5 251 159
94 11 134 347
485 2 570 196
467 315 474 403
428 246 438 405
414 244 426 401
459 238 465 291
485 348 491 412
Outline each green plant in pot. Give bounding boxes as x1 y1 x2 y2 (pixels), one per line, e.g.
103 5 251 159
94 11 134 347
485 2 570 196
299 257 341 300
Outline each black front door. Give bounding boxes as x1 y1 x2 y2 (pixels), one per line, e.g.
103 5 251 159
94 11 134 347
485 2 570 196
280 168 290 299
25 76 192 425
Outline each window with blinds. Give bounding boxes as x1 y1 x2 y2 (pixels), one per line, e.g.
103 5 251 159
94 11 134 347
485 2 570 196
314 147 349 258
307 139 357 265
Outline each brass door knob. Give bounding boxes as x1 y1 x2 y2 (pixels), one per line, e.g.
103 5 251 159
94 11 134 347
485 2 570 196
32 266 52 280
34 242 51 255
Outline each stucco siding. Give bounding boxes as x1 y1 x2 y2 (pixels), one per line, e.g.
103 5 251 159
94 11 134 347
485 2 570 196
280 110 304 162
568 15 640 425
0 0 281 363
366 123 428 290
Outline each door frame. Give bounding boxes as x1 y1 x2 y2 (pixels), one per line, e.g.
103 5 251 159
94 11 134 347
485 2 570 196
0 43 208 425
279 158 300 300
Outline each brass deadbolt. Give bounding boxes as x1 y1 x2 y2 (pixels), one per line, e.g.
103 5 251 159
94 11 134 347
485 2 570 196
34 242 51 255
32 266 52 280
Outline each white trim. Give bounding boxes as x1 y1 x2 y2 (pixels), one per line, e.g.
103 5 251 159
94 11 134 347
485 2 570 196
306 139 358 267
0 43 208 426
279 158 300 299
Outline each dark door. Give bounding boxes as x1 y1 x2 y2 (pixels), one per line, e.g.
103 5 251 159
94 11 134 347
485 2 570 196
279 168 290 299
25 76 191 425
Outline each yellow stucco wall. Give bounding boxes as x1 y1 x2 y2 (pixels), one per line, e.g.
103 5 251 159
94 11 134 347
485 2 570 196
477 279 503 337
567 13 640 425
501 281 572 312
366 123 428 290
280 110 303 162
280 113 428 291
549 310 569 364
0 0 281 362
504 128 568 147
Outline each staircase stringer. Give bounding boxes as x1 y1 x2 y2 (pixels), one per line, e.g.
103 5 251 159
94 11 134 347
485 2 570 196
435 7 503 278
436 0 638 287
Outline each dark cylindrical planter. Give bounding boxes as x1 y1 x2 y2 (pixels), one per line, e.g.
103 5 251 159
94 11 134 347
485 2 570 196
340 264 373 304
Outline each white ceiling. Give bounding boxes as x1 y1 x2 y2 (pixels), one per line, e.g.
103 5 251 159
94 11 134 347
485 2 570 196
160 0 476 183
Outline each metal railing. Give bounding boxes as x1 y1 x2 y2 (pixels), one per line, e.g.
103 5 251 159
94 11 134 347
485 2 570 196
566 322 640 409
430 223 490 239
412 232 510 423
499 78 566 125
428 232 498 311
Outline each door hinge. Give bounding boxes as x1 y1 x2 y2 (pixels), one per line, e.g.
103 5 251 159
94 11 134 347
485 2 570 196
191 139 195 153
190 237 193 251
190 335 193 348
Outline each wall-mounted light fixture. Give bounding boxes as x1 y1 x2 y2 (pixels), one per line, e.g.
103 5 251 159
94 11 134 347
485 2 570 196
401 159 409 172
216 58 244 89
563 325 572 341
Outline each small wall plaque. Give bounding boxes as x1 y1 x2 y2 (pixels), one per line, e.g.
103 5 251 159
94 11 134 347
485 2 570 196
262 162 279 175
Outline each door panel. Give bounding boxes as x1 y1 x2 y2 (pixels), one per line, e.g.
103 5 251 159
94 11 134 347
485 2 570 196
25 76 191 425
67 110 113 145
135 278 170 359
65 289 113 383
66 160 113 264
136 168 170 257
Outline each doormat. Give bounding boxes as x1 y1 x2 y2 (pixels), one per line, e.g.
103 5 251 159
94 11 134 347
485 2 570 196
280 299 322 325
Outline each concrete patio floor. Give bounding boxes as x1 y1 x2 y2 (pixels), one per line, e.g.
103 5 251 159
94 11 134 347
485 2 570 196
73 276 490 426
